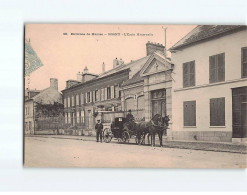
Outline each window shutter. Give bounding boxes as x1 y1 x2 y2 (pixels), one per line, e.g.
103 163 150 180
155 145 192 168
64 98 67 108
100 89 103 101
189 61 195 86
183 102 189 126
91 91 94 102
81 93 84 105
184 101 196 126
242 47 247 77
85 93 88 103
209 55 216 83
217 53 225 82
115 85 119 98
105 88 107 100
218 98 225 126
68 97 70 107
210 98 225 126
190 101 196 126
111 86 114 99
183 63 189 88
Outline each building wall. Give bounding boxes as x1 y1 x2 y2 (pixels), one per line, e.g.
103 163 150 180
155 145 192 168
24 100 34 134
171 29 247 142
143 71 173 138
121 83 145 121
63 70 129 131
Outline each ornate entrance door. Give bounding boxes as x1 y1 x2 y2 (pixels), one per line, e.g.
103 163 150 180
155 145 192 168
151 89 166 117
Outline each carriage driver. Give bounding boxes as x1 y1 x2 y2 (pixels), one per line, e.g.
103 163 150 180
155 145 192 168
126 109 135 129
95 119 103 142
126 109 134 122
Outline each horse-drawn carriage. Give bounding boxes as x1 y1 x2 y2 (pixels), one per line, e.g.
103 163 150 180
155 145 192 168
102 114 170 147
103 117 137 143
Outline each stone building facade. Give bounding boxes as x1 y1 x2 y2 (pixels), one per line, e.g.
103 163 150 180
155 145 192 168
121 47 173 138
24 78 62 134
62 42 171 135
170 25 247 143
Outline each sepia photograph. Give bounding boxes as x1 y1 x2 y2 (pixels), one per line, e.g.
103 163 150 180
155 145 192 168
24 24 247 168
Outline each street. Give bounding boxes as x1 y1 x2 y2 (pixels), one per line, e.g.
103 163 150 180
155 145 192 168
24 136 246 168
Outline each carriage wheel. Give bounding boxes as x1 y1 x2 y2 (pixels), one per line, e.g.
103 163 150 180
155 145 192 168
103 128 112 143
122 131 130 143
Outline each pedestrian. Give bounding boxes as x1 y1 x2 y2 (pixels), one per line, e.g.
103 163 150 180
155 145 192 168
95 119 103 142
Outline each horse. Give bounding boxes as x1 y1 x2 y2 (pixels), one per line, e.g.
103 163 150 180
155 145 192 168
135 114 163 147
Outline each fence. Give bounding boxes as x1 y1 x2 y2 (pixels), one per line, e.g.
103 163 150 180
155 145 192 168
35 115 65 131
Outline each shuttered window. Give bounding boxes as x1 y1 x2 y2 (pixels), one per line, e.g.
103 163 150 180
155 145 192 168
107 87 111 99
105 88 108 100
183 61 195 88
68 97 70 107
76 94 79 106
242 47 247 78
183 101 196 126
64 98 67 108
114 85 119 98
101 88 104 101
210 97 225 126
111 86 114 99
81 93 84 105
209 53 225 83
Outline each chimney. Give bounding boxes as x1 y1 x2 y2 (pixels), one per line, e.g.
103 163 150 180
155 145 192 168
113 58 124 68
146 41 165 56
50 78 58 90
83 66 88 74
77 72 82 82
102 62 105 73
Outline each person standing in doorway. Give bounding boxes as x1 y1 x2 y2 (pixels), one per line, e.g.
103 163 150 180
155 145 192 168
95 119 103 142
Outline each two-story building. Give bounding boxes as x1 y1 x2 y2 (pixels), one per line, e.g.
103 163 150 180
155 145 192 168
170 25 247 143
121 43 173 138
24 78 62 134
62 42 169 135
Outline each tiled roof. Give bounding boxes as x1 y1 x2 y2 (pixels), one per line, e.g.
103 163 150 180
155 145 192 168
122 69 143 86
62 55 150 91
98 55 150 79
170 25 245 50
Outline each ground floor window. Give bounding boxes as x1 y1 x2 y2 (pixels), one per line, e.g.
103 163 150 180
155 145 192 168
183 100 196 126
210 97 225 126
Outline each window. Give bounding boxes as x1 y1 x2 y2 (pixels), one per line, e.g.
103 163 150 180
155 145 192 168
210 97 225 126
107 87 111 99
87 92 91 103
68 97 70 107
101 88 104 101
95 90 98 102
242 47 247 78
76 95 79 106
81 93 84 105
209 53 225 83
114 85 119 98
111 86 114 99
65 113 68 124
183 101 196 126
64 98 67 108
81 111 84 124
183 61 195 88
71 96 75 106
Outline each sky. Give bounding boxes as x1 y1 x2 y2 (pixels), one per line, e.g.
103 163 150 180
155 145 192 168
25 24 196 91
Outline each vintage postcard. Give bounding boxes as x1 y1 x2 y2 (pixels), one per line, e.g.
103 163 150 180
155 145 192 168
24 24 247 168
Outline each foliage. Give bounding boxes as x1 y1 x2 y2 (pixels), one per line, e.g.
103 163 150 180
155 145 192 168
35 102 64 118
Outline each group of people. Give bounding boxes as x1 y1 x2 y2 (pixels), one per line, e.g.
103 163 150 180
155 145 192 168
95 110 134 142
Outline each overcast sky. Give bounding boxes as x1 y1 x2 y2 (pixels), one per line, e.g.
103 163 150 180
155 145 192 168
25 24 196 91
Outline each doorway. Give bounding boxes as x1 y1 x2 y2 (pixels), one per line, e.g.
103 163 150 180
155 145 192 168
232 87 247 138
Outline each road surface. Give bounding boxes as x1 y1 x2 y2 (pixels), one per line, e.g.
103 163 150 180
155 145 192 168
24 136 246 168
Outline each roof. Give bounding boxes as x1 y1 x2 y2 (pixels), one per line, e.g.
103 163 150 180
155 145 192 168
170 25 245 51
122 51 171 87
98 55 150 78
62 55 150 92
25 87 62 104
122 69 143 86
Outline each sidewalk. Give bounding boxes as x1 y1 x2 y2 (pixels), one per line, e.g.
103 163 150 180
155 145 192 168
25 134 247 154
